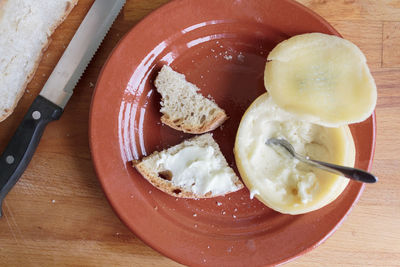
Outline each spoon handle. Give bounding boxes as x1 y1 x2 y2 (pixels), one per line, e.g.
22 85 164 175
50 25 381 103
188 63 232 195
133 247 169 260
295 153 377 183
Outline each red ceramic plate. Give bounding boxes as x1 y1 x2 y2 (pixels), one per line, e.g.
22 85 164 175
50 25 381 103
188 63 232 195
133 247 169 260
89 0 376 266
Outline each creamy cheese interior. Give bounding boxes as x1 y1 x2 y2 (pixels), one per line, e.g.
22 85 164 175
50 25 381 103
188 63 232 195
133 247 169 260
234 93 355 214
156 146 239 196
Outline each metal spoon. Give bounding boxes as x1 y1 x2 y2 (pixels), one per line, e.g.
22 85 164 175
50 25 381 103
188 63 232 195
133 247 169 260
266 138 378 183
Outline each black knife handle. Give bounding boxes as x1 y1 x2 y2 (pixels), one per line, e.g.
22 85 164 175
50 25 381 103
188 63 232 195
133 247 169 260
0 96 63 216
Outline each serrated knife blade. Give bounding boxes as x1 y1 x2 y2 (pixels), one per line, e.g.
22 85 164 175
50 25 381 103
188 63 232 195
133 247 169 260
0 0 126 216
40 0 126 108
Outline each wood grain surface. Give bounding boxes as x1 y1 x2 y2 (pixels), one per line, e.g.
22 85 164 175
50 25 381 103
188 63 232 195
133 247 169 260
1 0 399 266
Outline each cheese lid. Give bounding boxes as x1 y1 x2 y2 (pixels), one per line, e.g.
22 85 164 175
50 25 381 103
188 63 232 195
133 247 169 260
264 33 377 127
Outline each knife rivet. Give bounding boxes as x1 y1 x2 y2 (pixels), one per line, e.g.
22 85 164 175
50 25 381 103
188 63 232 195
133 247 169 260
32 111 41 120
6 155 15 165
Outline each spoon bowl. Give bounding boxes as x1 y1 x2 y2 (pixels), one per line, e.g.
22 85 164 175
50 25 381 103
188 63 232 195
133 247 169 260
266 138 378 184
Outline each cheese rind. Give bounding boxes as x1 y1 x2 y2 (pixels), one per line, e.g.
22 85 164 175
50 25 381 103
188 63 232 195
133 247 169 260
234 93 355 214
264 33 377 127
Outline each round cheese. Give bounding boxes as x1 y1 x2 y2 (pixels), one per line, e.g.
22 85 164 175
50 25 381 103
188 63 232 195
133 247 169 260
264 33 377 127
234 93 356 214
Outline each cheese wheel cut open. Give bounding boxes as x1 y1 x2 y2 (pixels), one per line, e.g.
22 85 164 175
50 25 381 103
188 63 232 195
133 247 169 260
264 33 377 127
234 93 356 215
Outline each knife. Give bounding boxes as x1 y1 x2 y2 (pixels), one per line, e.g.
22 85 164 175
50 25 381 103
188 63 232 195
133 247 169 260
0 0 126 216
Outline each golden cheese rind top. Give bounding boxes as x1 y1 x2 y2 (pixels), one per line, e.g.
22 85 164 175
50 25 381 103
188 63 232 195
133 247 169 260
264 33 377 127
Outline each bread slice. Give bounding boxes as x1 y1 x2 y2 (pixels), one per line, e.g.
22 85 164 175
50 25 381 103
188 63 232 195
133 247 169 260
134 133 243 198
0 0 78 122
154 65 228 134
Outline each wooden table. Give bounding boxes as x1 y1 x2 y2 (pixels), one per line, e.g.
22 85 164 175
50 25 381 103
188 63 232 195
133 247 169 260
1 0 399 266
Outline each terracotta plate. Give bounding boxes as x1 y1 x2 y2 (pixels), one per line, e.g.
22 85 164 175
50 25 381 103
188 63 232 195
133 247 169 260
89 0 376 266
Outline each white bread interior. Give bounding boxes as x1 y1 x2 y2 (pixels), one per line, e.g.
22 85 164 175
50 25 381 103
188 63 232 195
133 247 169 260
134 133 243 198
154 65 228 134
0 0 78 122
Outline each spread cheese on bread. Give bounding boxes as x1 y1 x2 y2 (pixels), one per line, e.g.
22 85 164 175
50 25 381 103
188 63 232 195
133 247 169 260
0 0 78 122
134 133 243 198
154 65 228 134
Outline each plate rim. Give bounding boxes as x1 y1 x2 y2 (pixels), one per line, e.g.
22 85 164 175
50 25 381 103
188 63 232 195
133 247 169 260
89 0 377 265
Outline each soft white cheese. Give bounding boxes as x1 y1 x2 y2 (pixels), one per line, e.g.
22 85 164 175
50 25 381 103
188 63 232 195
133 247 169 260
238 94 326 204
235 93 354 214
156 145 239 196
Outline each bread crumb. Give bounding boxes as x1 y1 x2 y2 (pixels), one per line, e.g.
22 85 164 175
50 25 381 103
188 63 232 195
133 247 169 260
51 199 55 203
207 94 215 101
224 55 233 60
216 202 222 206
233 215 237 218
234 208 238 212
193 213 197 217
237 53 245 62
221 210 226 215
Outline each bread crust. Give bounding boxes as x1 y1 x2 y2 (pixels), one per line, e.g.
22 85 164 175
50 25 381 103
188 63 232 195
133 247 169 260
160 110 228 134
135 160 243 198
135 162 206 198
0 0 78 122
155 65 229 134
133 134 243 198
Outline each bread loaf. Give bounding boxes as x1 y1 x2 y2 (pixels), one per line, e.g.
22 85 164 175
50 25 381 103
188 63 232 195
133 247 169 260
0 0 78 122
154 65 228 134
134 133 243 198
